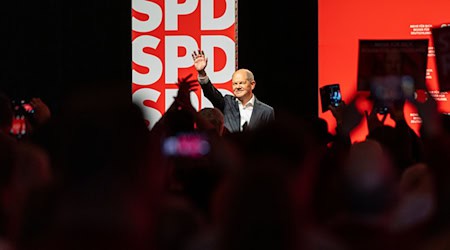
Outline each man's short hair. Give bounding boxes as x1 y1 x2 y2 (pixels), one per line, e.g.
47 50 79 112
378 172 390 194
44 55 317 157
233 68 254 82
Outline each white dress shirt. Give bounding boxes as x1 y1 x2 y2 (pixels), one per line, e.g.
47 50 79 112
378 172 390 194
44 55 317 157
238 94 255 131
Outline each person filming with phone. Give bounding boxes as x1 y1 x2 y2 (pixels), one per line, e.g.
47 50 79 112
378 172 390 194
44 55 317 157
192 50 275 133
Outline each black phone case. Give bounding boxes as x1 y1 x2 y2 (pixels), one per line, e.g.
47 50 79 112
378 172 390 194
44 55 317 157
320 83 341 113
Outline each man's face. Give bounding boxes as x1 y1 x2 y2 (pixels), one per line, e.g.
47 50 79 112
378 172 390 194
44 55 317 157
232 71 254 100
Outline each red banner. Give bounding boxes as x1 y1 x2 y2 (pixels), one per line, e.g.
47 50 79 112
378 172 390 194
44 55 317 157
132 0 237 129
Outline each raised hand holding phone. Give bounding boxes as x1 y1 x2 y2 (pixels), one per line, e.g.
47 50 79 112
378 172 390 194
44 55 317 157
10 99 32 139
409 89 442 137
320 83 342 113
365 105 388 134
331 92 364 135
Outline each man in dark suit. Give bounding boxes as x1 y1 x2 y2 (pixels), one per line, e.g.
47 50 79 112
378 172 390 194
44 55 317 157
192 50 275 133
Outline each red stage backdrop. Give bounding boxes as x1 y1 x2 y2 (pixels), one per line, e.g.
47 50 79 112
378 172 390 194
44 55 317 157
318 0 450 143
132 0 237 129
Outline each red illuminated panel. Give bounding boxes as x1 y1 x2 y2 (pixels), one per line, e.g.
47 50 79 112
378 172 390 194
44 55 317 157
132 0 238 130
319 0 450 143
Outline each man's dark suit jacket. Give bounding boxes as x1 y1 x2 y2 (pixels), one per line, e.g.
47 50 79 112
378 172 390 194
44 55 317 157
200 79 275 133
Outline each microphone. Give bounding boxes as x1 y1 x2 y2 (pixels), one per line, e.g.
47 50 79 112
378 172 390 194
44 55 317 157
242 121 248 131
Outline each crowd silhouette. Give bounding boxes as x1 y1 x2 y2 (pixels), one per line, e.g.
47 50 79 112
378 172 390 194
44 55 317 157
2 71 450 250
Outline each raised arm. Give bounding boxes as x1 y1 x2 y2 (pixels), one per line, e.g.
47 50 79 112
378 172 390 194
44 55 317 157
192 49 207 77
191 50 225 111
